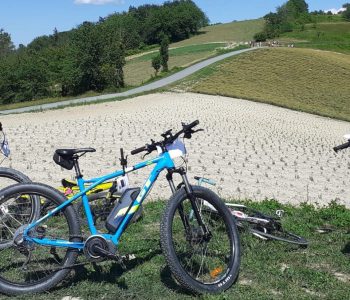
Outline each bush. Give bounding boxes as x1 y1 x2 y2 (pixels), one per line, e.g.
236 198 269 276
254 32 267 42
151 55 161 75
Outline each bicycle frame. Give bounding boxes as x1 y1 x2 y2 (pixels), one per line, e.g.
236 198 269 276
24 151 176 249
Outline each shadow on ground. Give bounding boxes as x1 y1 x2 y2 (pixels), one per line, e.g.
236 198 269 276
342 241 350 256
160 265 194 296
56 248 162 291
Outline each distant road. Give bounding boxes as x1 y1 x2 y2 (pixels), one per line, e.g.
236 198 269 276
1 47 257 115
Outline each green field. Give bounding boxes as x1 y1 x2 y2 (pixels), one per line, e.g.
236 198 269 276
125 43 225 86
125 19 264 85
171 19 265 47
281 22 350 54
6 200 349 300
177 47 350 122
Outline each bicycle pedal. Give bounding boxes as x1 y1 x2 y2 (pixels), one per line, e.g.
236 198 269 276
119 258 127 270
93 246 127 269
122 254 136 261
113 251 127 270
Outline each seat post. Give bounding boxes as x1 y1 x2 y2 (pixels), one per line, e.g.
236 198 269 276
73 157 83 178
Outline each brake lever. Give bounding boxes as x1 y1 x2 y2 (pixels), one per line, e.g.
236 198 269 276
184 128 204 139
193 129 204 133
141 152 150 160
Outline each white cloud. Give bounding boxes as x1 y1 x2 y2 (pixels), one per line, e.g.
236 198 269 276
324 8 346 15
74 0 124 5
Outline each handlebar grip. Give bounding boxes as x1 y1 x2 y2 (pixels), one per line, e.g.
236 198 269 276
333 141 350 152
186 120 199 129
131 146 147 155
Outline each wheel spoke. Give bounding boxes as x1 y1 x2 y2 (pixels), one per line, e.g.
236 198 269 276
0 186 78 291
170 196 234 284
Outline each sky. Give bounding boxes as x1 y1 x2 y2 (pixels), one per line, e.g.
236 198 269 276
0 0 347 47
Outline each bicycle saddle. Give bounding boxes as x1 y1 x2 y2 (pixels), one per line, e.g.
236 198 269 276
55 148 96 157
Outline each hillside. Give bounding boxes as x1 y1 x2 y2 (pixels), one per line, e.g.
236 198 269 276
171 19 265 47
281 22 350 54
124 43 226 86
124 19 264 86
0 0 209 105
177 47 350 121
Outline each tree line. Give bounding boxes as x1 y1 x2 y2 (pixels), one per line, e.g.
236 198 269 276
254 0 350 42
0 0 208 104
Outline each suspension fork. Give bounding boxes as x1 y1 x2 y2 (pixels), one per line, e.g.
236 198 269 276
167 169 190 231
166 168 209 236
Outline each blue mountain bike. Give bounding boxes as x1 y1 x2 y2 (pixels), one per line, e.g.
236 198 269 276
0 120 240 295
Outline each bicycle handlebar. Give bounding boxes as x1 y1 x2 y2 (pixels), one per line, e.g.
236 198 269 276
131 120 200 155
333 141 350 153
130 146 148 155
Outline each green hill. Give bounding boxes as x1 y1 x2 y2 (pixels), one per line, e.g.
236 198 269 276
124 19 264 86
281 22 350 54
171 19 265 47
178 47 350 121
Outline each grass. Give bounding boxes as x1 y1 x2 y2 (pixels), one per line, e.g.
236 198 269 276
310 14 344 23
281 22 350 54
124 43 225 86
0 90 104 112
131 43 226 63
176 47 350 122
171 19 265 47
5 199 349 300
123 17 265 85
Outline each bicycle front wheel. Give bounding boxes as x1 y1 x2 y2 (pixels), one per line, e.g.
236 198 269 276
160 186 240 294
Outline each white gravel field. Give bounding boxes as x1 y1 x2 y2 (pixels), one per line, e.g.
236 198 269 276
2 92 350 207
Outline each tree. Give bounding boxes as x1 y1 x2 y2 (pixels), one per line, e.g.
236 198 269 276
160 35 169 72
264 12 283 38
0 29 15 57
254 32 267 42
343 3 350 21
53 27 59 44
103 41 126 88
0 0 210 102
151 55 161 75
0 50 51 103
68 22 105 94
262 0 310 39
285 0 309 18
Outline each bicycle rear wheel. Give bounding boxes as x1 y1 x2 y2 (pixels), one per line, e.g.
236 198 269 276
0 168 40 249
160 186 240 294
0 167 31 190
0 183 81 295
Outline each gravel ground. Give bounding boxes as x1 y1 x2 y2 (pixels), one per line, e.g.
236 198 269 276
2 92 350 207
